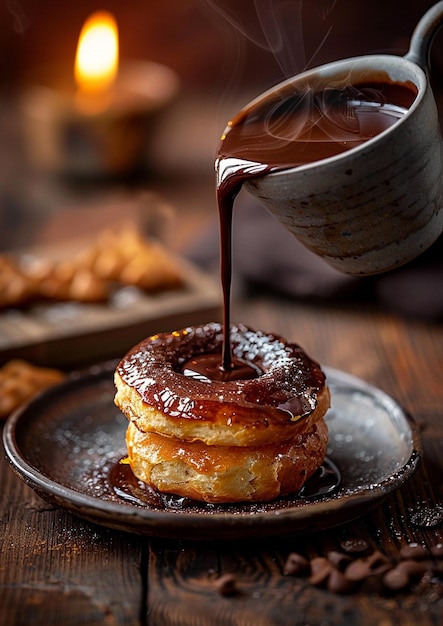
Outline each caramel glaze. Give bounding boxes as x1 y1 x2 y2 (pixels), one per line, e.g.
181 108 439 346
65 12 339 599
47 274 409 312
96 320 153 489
116 322 326 428
129 427 322 475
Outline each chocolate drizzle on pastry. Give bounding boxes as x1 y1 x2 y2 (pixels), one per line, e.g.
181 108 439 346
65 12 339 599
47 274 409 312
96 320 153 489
116 322 325 427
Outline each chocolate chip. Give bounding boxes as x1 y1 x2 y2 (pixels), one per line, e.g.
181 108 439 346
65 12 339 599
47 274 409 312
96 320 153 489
344 559 373 582
383 566 410 591
367 550 392 570
397 559 431 579
308 557 333 587
283 538 443 598
327 569 356 595
399 543 428 560
344 551 392 582
327 550 352 571
214 574 239 596
340 538 369 554
283 552 309 576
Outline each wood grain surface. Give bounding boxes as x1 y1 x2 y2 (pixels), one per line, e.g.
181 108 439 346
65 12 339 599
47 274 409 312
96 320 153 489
1 295 443 625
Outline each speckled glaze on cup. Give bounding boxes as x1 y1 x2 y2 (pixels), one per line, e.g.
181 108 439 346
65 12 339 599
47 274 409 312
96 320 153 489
244 2 443 275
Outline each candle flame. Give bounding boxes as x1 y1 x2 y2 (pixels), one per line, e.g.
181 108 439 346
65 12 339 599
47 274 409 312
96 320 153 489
75 11 119 93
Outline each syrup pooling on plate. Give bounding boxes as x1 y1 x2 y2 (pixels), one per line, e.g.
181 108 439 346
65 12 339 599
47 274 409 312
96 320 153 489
108 456 341 510
216 79 417 369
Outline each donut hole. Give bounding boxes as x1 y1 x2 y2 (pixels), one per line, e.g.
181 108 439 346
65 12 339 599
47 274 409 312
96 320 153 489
180 353 263 383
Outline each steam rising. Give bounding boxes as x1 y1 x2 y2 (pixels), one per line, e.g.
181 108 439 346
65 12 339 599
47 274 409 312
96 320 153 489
205 0 338 77
7 0 29 35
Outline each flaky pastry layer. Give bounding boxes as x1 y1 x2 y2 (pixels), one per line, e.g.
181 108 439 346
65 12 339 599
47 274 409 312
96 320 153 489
126 418 328 503
115 370 330 447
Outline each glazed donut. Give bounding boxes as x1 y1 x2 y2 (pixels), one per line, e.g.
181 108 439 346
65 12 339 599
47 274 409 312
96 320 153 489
114 322 330 447
114 322 330 503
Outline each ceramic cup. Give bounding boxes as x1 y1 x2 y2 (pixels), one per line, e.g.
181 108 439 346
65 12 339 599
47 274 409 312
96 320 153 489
243 2 443 275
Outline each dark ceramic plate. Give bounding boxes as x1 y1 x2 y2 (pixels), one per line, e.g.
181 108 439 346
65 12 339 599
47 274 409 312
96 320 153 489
3 362 421 540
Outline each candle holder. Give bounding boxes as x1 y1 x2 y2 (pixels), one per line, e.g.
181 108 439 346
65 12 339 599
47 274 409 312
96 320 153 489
20 60 179 179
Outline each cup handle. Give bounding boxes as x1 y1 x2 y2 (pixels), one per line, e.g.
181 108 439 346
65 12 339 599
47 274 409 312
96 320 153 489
405 1 443 72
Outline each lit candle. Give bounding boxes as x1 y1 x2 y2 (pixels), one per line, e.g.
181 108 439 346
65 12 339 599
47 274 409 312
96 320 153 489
20 12 179 177
74 11 119 114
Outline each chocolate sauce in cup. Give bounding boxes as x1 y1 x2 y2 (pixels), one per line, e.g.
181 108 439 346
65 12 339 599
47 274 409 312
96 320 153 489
215 2 443 370
216 2 443 280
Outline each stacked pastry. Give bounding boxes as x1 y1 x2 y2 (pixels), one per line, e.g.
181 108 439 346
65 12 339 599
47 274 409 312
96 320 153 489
114 322 330 503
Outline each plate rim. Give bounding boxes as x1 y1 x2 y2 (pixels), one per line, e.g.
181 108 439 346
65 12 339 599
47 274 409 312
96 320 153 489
2 363 422 539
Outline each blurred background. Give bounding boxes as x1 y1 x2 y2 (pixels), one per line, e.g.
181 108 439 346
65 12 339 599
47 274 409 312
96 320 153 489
1 0 442 318
2 1 442 102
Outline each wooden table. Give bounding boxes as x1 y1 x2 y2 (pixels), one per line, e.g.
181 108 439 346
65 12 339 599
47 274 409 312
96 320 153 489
1 292 443 625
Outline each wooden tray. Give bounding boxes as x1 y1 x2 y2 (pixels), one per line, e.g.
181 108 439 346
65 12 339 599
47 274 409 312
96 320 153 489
0 259 221 368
